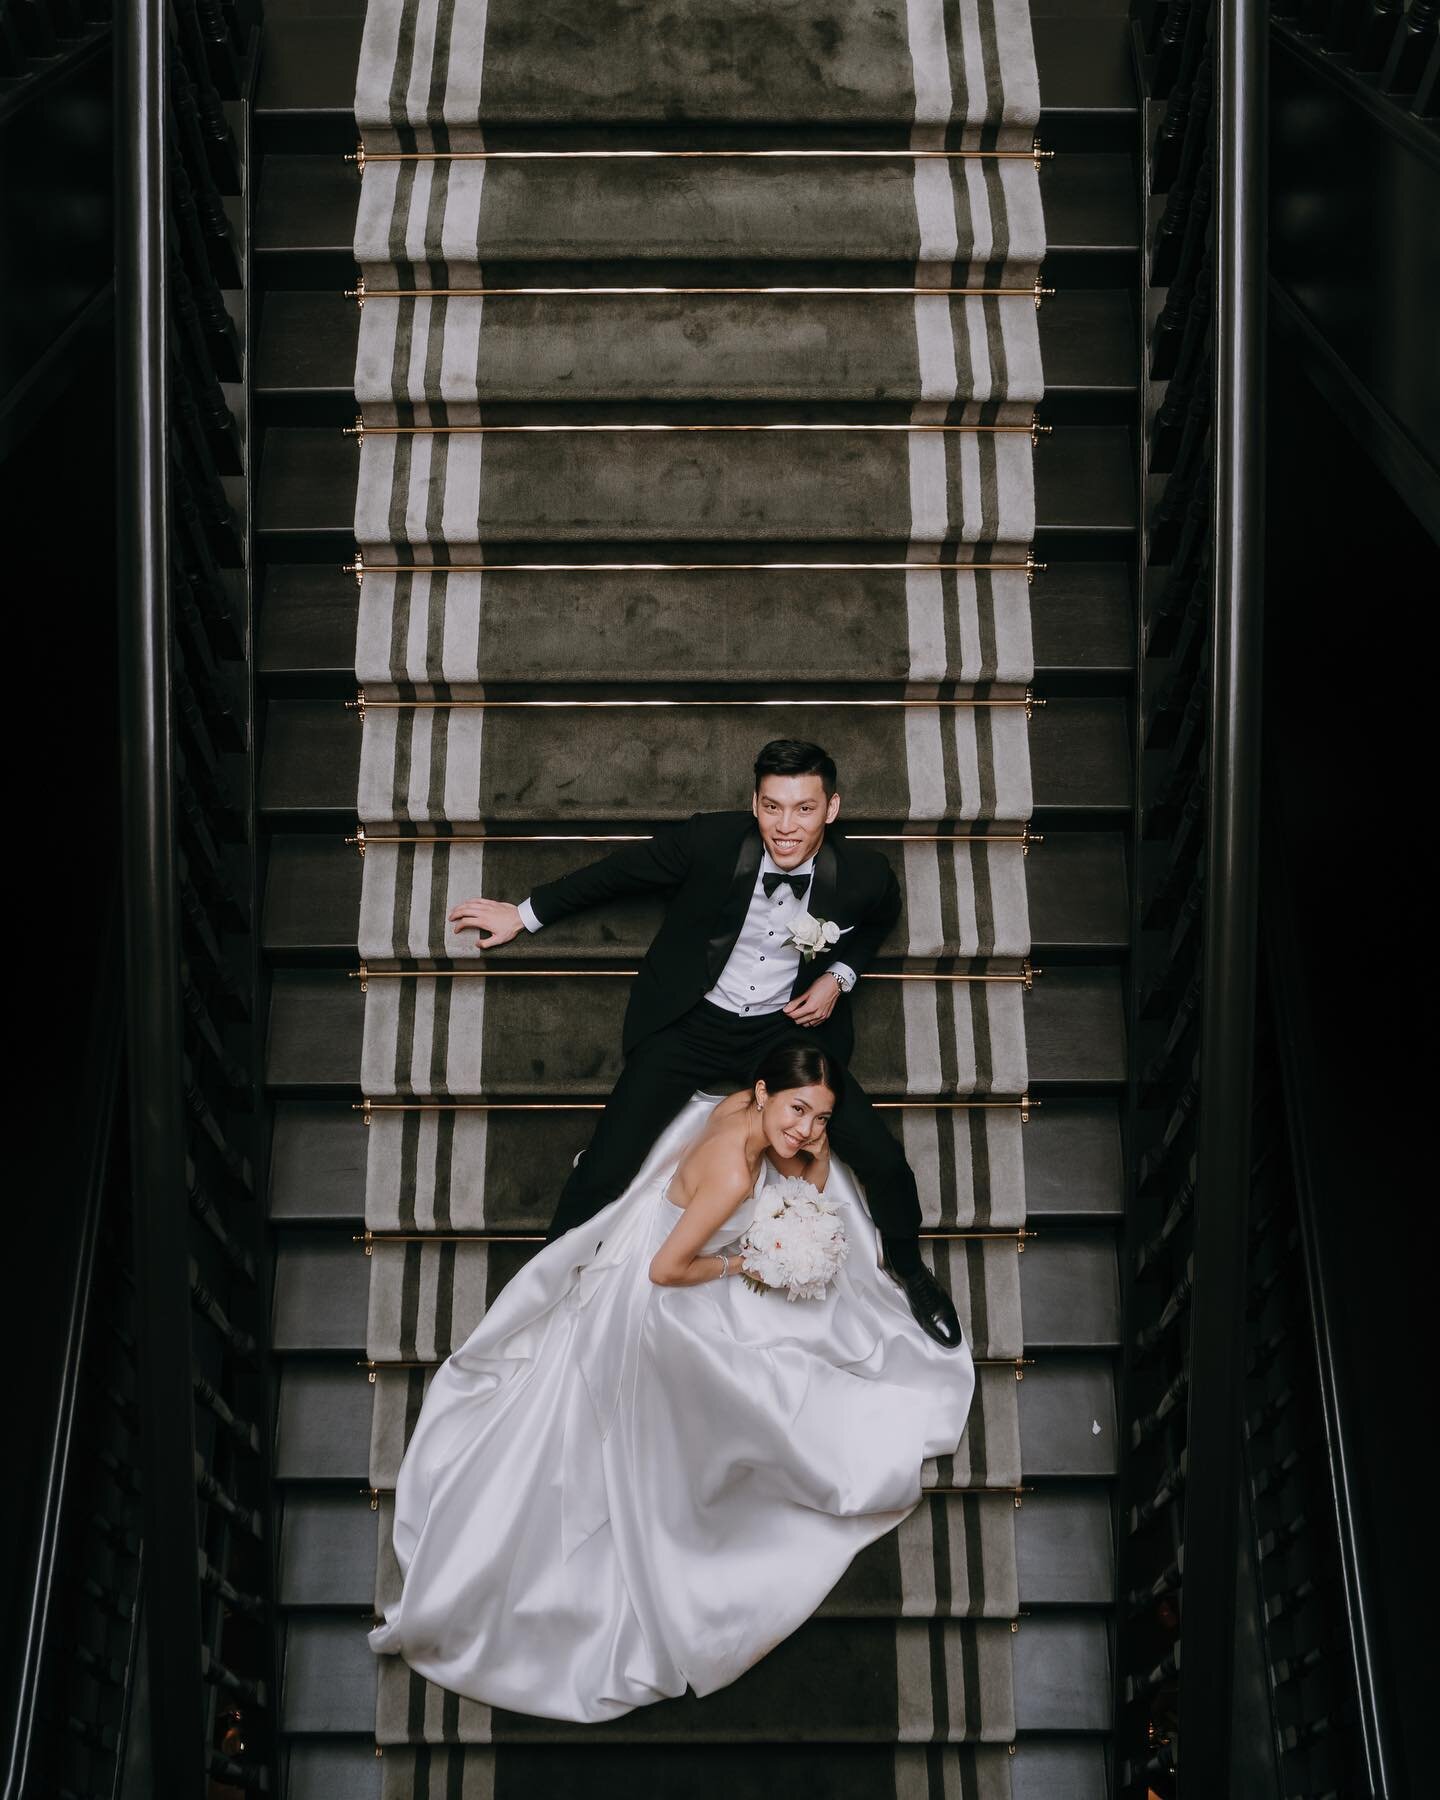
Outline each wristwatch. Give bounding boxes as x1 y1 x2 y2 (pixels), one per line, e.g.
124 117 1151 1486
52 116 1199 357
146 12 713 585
829 966 856 994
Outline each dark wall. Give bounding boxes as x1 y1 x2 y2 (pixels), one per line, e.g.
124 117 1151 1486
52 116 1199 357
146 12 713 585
0 344 120 1685
1262 331 1430 1799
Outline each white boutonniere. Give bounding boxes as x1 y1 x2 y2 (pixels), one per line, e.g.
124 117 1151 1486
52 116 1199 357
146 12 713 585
786 910 843 962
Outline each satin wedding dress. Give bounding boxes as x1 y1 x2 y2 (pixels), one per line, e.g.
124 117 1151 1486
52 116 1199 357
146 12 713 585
369 1092 976 1722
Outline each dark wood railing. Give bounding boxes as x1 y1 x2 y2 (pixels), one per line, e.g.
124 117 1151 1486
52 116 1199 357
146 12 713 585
1115 0 1268 1791
114 0 273 1790
1270 0 1439 120
1118 3 1402 1794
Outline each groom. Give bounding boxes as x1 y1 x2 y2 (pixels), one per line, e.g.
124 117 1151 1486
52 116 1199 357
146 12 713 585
448 738 963 1349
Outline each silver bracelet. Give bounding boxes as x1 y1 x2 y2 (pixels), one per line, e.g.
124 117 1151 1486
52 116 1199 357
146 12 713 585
716 1252 730 1280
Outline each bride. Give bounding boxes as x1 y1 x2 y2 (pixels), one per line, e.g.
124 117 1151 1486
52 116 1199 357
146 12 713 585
368 1041 976 1722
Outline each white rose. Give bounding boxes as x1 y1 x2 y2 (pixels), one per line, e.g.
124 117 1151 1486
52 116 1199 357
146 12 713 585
821 919 841 944
787 911 826 953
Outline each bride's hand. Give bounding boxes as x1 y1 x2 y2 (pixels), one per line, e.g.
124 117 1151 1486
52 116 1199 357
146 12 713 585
447 897 524 949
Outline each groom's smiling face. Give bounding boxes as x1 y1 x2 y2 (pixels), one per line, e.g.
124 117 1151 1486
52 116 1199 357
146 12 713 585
752 773 840 869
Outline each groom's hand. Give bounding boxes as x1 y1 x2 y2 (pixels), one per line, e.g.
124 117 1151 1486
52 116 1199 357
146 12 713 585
447 897 524 949
783 973 841 1027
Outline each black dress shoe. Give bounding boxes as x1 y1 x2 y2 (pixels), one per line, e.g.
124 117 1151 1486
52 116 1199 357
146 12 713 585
888 1264 965 1350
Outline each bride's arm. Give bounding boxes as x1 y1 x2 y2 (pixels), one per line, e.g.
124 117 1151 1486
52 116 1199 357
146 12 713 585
768 1138 832 1193
648 1160 752 1288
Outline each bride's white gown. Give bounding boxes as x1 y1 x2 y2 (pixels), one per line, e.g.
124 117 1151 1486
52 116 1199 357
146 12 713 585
368 1093 976 1722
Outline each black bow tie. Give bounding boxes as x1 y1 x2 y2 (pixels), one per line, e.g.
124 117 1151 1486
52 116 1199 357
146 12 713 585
762 870 812 901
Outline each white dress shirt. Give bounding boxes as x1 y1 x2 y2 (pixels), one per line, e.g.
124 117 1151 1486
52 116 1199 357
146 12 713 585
517 849 856 1017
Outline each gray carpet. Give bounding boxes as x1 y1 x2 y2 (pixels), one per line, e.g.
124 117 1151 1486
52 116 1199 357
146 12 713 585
351 0 1044 1766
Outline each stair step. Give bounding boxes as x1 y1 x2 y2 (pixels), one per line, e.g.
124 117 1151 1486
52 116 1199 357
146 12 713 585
258 696 1131 819
255 151 1135 274
274 1355 1119 1483
255 14 1134 151
257 560 1133 686
262 829 1129 955
285 1734 1110 1800
256 423 1134 543
279 1484 1113 1609
263 963 1127 1092
267 1096 1126 1225
282 1608 1110 1736
255 288 1135 411
270 1226 1118 1355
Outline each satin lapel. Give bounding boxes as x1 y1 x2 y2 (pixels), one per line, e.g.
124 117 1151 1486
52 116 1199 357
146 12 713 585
706 826 763 982
791 836 841 997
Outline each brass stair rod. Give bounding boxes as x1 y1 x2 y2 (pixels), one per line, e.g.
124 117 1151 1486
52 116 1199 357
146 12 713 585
346 825 1040 848
352 962 1038 985
346 278 1053 301
359 1355 1033 1371
356 1096 1036 1117
361 1482 1029 1506
355 1227 1034 1246
349 143 1053 165
345 418 1048 437
344 551 1044 577
348 691 1043 713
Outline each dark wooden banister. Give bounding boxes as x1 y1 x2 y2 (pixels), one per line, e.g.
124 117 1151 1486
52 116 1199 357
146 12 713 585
1174 0 1268 1784
116 0 208 1777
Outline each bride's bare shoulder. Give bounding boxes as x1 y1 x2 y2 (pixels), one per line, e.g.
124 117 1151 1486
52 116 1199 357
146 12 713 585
671 1108 754 1209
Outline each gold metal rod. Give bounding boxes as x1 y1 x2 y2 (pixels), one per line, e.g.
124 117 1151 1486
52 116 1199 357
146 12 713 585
352 963 1036 986
344 552 1044 579
347 281 1053 299
349 145 1052 163
355 1096 1035 1115
346 826 1040 849
348 691 1042 714
359 1355 1032 1370
345 418 1047 437
355 1228 1034 1245
360 1482 1029 1504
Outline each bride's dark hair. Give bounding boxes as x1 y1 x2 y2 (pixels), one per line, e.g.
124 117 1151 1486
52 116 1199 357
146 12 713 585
751 1040 844 1110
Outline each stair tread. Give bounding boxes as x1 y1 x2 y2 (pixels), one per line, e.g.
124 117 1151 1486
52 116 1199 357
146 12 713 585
284 1735 1110 1800
257 559 1133 684
274 1355 1118 1483
263 962 1127 1091
256 423 1135 540
257 694 1132 817
270 1226 1117 1355
255 150 1135 259
267 1097 1126 1224
255 287 1135 400
279 1484 1113 1609
255 14 1134 129
261 829 1130 953
282 1608 1110 1735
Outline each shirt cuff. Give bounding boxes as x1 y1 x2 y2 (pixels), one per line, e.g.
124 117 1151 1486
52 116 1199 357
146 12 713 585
516 897 543 934
828 962 858 992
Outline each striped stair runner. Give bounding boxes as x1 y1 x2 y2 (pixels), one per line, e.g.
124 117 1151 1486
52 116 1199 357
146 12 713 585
349 0 1045 1785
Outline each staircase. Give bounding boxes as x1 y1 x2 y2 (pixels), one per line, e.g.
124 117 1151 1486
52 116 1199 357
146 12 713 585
253 1 1138 1792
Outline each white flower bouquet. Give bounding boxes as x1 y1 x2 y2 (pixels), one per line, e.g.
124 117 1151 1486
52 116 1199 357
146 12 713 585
739 1175 849 1302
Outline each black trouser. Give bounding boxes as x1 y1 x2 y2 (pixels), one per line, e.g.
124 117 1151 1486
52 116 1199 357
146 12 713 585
547 999 921 1264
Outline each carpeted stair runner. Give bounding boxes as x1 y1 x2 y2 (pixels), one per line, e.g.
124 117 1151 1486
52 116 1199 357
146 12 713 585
349 0 1044 1774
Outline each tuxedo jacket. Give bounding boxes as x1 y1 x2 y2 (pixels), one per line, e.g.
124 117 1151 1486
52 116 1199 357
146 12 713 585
528 811 901 1058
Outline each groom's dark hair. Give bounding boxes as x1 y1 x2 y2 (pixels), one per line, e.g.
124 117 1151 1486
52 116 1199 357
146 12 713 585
753 738 838 798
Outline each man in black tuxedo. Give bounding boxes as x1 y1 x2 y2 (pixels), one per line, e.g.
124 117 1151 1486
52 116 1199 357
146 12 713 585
447 738 963 1348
